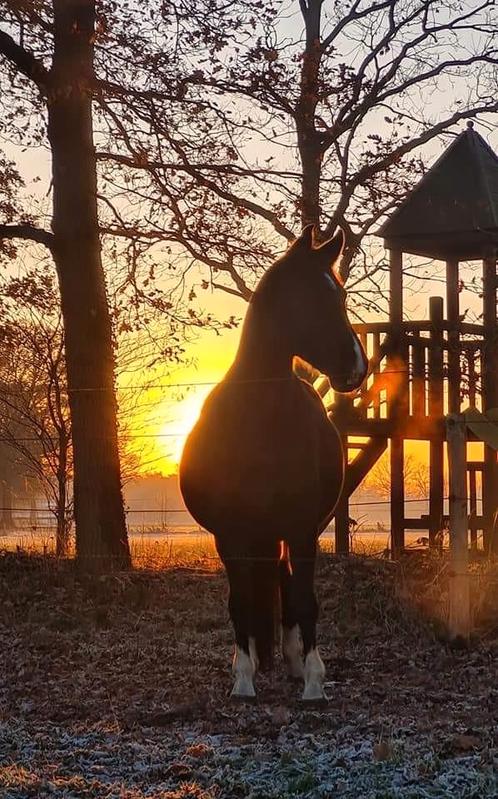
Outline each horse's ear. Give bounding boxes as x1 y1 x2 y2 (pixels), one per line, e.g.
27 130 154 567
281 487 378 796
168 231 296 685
299 224 315 248
289 224 314 252
316 228 344 265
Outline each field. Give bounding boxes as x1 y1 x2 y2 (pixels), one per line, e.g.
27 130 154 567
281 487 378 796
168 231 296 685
0 544 497 799
0 524 432 564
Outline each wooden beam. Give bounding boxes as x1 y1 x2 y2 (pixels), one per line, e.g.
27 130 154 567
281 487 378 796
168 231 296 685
372 332 381 419
343 437 388 497
389 249 403 327
469 468 478 552
411 332 425 417
333 416 438 439
334 496 349 556
390 436 404 557
446 415 470 640
429 297 444 548
482 256 498 553
335 432 350 555
446 259 460 414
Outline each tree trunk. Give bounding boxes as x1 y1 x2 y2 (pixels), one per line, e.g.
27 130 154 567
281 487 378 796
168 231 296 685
55 451 69 557
0 480 14 532
55 503 68 557
47 0 130 571
296 0 323 230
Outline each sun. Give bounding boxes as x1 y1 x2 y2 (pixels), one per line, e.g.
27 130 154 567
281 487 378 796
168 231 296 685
158 387 212 470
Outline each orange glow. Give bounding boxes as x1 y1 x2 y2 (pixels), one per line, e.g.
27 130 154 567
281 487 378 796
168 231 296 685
157 386 212 470
121 326 239 476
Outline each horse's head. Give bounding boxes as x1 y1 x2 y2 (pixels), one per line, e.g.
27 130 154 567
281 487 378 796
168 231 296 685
264 225 368 392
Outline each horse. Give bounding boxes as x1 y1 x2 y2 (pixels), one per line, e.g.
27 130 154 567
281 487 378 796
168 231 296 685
179 225 368 701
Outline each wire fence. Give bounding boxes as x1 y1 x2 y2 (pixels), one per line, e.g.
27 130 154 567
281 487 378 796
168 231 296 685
0 493 484 516
0 364 465 395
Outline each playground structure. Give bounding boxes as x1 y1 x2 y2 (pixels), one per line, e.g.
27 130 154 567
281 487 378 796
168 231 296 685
320 122 498 559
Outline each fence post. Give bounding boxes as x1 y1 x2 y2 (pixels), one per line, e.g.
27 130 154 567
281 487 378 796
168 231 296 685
446 414 470 640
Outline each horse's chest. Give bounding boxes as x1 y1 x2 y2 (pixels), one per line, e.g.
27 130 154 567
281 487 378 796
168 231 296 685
180 383 343 531
207 389 323 469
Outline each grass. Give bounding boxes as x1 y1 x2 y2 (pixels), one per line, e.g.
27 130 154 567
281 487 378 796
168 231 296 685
1 526 498 633
0 546 497 797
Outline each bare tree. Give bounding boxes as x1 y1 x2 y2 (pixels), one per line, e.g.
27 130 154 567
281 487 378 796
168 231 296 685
0 269 73 554
363 450 430 499
93 0 497 310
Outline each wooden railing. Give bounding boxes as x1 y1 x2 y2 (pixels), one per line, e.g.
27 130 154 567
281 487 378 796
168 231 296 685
316 315 485 426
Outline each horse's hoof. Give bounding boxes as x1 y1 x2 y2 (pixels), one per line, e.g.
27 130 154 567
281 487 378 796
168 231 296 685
230 676 256 701
300 688 328 704
231 646 256 701
302 649 326 702
230 688 257 703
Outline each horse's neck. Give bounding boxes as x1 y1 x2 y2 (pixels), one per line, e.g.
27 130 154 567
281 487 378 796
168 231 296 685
230 301 292 380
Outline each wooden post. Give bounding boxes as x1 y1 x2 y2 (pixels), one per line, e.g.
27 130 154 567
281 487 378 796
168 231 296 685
390 437 404 558
335 433 350 555
482 256 498 553
446 415 470 640
335 495 350 555
468 466 478 552
467 350 476 407
446 259 460 414
389 249 403 330
388 249 405 555
412 332 425 417
372 332 381 418
429 297 444 548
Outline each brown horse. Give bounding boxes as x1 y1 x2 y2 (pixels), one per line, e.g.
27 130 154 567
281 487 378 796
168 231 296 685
180 226 367 700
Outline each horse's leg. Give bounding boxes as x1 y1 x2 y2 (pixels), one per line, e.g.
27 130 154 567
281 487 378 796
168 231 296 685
216 538 256 699
280 542 304 679
288 537 326 701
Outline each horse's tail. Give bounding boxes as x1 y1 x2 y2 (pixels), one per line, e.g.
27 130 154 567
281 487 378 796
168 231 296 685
251 542 280 671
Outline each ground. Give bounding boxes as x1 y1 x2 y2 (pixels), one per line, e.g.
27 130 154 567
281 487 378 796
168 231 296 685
0 547 497 799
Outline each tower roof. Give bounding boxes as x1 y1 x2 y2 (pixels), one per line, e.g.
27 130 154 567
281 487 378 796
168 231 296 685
378 123 498 260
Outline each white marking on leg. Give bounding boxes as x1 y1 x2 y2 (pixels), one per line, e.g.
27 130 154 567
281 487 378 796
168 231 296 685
248 636 259 673
282 625 304 679
231 645 256 699
302 648 326 701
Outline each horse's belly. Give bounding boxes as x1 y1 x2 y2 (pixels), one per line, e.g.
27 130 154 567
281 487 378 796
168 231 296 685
180 406 343 535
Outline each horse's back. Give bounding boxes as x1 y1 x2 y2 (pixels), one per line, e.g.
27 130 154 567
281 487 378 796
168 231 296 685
179 377 344 536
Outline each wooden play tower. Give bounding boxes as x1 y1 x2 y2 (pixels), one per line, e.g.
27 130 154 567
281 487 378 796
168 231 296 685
325 122 498 557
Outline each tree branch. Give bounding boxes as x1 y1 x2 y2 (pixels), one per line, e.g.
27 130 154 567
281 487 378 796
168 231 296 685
0 29 50 90
0 224 55 251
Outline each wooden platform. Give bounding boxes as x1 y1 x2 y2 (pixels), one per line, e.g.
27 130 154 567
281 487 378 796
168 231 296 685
317 306 498 556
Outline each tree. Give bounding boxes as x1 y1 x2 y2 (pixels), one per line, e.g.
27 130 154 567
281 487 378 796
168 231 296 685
0 0 130 570
364 450 430 499
0 269 73 554
94 0 497 310
0 266 163 553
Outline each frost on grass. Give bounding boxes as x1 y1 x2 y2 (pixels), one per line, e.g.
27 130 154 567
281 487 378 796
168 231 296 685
0 549 497 798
